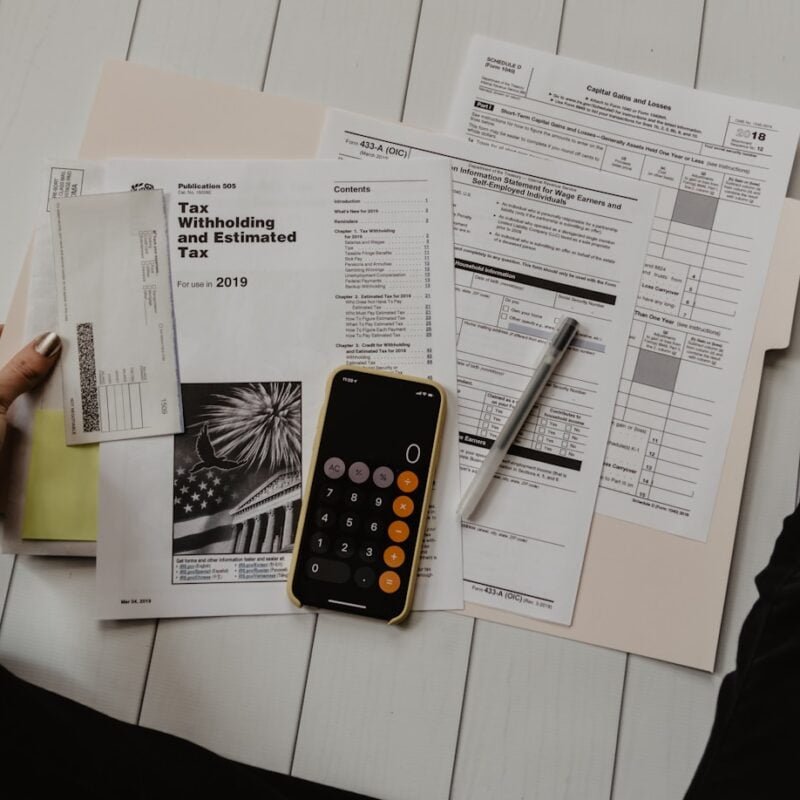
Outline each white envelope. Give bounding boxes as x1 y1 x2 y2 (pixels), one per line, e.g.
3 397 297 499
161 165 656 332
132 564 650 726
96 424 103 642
51 190 182 444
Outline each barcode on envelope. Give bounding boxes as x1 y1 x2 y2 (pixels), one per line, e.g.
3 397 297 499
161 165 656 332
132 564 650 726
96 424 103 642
76 322 100 432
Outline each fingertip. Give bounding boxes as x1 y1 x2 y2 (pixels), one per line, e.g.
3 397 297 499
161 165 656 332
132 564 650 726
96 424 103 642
0 336 60 412
32 331 62 359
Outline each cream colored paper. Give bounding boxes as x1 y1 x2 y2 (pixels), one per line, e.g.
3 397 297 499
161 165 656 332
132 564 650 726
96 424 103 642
81 61 325 161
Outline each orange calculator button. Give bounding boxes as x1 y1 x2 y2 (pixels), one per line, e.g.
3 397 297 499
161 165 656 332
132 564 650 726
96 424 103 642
397 470 419 492
392 496 414 517
388 520 410 543
379 571 402 594
383 546 406 568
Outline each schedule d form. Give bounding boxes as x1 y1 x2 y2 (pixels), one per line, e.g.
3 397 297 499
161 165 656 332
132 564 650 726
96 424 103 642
448 36 800 541
320 111 656 623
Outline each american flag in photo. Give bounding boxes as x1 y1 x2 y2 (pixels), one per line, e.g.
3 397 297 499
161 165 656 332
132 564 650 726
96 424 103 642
173 459 236 523
172 422 249 547
172 382 302 553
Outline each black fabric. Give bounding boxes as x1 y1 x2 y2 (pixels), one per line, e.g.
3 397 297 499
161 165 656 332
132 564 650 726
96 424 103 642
0 664 375 799
4 507 800 798
685 503 800 799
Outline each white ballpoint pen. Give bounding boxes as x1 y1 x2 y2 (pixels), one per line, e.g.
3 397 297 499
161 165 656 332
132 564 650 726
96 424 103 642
457 316 580 520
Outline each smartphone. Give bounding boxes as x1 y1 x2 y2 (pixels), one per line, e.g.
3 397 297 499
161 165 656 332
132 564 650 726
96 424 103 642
288 366 446 623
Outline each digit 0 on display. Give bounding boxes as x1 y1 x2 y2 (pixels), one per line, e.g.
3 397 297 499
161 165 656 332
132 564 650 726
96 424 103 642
288 366 446 623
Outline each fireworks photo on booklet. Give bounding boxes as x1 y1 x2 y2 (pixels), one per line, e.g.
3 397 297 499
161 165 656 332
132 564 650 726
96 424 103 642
171 382 302 582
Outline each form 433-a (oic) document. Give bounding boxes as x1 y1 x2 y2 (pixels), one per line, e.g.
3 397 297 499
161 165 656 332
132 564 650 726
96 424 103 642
96 157 461 619
448 36 800 541
319 111 657 624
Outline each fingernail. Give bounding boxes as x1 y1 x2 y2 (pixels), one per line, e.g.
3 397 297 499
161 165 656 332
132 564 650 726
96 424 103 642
34 331 62 358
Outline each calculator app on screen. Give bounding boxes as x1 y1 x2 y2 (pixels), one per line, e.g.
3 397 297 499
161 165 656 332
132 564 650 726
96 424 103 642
288 367 445 623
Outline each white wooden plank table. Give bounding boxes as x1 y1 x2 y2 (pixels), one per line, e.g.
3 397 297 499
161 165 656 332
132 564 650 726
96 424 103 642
1 2 799 797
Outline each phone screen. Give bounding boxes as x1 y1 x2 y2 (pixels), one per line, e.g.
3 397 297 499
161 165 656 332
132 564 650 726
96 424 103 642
290 368 443 621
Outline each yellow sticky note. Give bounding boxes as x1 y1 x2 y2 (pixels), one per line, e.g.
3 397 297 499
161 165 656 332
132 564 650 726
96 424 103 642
21 409 98 541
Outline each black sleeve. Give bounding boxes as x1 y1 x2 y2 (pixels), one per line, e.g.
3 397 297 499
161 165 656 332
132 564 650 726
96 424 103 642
685 503 800 799
0 663 374 800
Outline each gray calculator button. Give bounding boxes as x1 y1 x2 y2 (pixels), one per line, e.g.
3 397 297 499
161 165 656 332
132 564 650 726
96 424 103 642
348 461 370 484
372 466 394 488
324 457 346 479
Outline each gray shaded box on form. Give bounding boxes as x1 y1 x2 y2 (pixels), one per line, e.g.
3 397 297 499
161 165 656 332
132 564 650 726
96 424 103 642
632 349 681 393
672 189 718 231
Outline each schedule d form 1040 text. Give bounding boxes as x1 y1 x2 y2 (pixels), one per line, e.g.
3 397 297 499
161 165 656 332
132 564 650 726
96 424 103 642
449 36 800 540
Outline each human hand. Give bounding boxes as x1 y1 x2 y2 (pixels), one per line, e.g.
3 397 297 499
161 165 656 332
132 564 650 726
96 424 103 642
0 331 61 450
